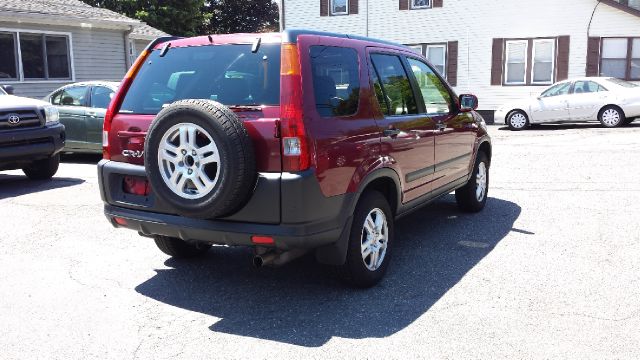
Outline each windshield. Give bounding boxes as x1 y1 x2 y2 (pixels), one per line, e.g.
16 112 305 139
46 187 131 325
0 87 6 95
120 44 281 115
605 78 639 88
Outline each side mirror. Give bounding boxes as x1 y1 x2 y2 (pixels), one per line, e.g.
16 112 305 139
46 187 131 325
2 85 15 95
459 94 478 112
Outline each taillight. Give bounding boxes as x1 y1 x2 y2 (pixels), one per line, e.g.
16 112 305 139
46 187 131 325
103 49 151 159
280 43 310 172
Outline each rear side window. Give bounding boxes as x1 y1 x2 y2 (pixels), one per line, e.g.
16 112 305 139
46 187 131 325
573 81 606 94
91 86 115 109
310 46 360 117
370 54 418 116
120 44 281 115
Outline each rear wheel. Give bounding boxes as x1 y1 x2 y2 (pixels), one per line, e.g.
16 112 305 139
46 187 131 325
623 117 635 126
507 110 528 131
336 191 394 288
456 152 489 213
22 154 60 180
153 235 211 258
599 106 625 128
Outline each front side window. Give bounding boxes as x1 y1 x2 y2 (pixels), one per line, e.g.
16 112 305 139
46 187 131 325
411 0 432 9
310 46 360 117
540 82 571 98
91 86 115 109
407 58 453 115
52 86 88 106
532 39 555 84
573 81 605 94
370 53 418 116
505 40 527 84
331 0 348 15
0 32 18 80
425 44 446 77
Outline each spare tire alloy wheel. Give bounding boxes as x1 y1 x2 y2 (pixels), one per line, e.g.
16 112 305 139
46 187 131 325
158 123 220 199
145 100 256 219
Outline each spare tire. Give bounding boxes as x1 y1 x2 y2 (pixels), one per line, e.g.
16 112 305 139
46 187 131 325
144 99 256 219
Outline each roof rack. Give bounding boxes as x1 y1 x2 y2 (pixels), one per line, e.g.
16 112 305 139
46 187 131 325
282 29 409 49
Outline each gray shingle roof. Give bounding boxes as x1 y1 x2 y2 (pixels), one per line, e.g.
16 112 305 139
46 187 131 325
0 0 169 38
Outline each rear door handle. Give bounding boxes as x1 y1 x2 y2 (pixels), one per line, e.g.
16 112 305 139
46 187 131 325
383 129 401 137
87 111 97 117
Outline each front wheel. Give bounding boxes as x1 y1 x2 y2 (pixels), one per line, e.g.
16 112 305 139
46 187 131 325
456 152 489 213
22 154 60 180
507 110 528 131
599 106 625 128
154 236 211 258
336 191 394 288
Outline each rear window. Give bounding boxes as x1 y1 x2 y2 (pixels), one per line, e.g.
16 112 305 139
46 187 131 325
120 44 281 115
605 78 638 88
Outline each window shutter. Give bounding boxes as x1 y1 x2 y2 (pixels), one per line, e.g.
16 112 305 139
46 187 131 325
350 0 358 14
447 41 458 86
320 0 329 16
491 38 504 85
399 0 409 10
586 37 601 76
433 0 443 7
556 36 570 81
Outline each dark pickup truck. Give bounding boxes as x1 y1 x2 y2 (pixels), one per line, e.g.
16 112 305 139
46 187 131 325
0 86 65 180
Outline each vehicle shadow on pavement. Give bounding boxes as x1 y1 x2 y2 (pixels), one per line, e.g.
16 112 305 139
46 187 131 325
497 123 640 131
61 153 103 164
135 195 521 347
0 174 85 200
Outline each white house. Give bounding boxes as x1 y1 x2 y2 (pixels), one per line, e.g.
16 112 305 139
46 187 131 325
280 0 640 123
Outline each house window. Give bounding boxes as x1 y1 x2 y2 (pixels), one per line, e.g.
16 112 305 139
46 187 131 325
0 30 72 81
532 39 555 84
505 40 528 84
411 0 431 9
600 38 640 80
425 44 446 76
408 45 423 55
331 0 348 15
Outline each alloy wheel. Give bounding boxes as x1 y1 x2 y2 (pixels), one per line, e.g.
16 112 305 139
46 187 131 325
509 112 527 129
360 208 389 271
476 162 488 202
601 108 621 127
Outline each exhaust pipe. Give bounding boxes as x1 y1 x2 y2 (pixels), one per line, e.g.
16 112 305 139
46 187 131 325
252 248 309 268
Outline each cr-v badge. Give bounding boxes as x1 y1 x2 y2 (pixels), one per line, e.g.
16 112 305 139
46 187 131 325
122 150 144 158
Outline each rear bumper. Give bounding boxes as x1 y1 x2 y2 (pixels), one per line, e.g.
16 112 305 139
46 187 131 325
98 160 355 258
0 123 65 164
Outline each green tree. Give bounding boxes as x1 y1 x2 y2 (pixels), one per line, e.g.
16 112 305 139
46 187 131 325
81 0 280 36
201 0 280 34
81 0 209 37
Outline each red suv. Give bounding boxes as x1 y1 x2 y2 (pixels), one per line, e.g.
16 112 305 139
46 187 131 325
99 30 492 287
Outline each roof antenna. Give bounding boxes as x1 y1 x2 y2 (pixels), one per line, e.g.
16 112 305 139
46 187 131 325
252 37 262 53
208 35 213 43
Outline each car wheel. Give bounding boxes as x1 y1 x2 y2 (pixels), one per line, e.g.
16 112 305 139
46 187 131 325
599 106 625 128
507 110 528 131
153 235 211 258
336 191 394 288
144 99 256 219
22 154 60 180
622 117 635 126
455 152 489 213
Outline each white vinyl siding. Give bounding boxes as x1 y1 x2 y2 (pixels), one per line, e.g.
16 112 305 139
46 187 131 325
331 0 348 15
505 40 527 85
532 39 555 84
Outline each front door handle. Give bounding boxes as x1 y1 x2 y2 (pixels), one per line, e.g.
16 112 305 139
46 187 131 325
383 129 401 137
87 111 97 117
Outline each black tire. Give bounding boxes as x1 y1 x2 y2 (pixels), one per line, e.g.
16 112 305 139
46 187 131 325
507 110 529 131
153 236 211 258
144 100 256 219
455 152 489 213
22 154 60 180
336 191 394 288
598 106 625 128
623 117 635 126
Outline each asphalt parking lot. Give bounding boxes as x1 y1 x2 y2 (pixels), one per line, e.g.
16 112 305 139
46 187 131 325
1 124 639 359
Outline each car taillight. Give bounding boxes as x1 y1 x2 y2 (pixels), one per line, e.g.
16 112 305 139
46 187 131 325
123 175 150 196
280 43 310 172
103 49 151 160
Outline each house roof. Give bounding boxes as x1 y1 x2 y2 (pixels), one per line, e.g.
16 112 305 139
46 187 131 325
601 0 640 17
0 0 169 38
